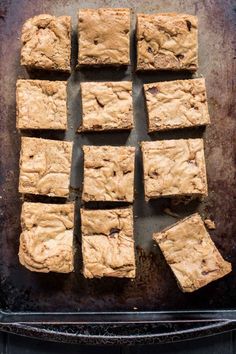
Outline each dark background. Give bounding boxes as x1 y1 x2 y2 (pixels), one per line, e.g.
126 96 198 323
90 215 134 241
1 331 236 353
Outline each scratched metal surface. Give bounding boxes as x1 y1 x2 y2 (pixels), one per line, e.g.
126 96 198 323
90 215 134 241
0 0 235 315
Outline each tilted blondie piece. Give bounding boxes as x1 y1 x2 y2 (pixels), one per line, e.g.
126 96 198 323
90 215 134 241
19 202 74 273
153 213 232 292
81 208 135 278
136 13 198 71
144 78 210 132
19 137 73 197
16 79 67 130
78 8 130 66
141 139 208 200
21 14 71 71
82 145 135 202
80 81 133 131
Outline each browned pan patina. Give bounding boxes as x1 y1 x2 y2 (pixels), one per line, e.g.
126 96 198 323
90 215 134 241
0 0 235 344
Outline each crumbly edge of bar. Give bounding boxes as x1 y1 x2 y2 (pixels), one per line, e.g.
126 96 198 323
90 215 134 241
152 212 201 241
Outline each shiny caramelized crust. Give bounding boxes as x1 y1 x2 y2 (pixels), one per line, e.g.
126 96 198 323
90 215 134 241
21 14 71 71
80 81 133 131
141 139 208 200
19 137 73 197
19 202 74 273
153 213 232 292
16 79 67 130
136 13 198 71
82 145 135 202
144 78 210 132
78 8 130 65
81 208 135 278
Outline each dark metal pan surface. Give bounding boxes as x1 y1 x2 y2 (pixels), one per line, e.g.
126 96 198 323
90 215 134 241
0 0 235 344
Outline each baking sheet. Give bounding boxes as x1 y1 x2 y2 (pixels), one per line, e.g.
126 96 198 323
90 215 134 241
0 0 235 316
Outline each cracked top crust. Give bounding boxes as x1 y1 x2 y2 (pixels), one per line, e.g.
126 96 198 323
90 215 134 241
78 8 130 66
16 79 67 130
141 139 208 199
80 81 133 131
144 78 210 132
153 213 232 292
81 208 135 278
19 202 74 273
19 137 73 197
21 14 71 71
82 145 135 202
136 13 198 71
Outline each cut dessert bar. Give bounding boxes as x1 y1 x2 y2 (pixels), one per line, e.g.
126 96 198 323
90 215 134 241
80 81 133 131
153 213 232 292
16 79 67 130
141 139 208 200
19 202 74 273
19 137 73 197
144 78 210 132
82 145 135 202
81 207 135 278
21 14 71 71
136 13 198 71
78 8 130 66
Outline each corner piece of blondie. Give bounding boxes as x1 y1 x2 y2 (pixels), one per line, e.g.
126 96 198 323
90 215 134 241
153 213 232 292
21 14 71 71
136 13 198 71
19 202 74 273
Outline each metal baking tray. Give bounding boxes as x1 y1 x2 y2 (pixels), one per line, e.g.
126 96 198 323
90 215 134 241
0 0 235 345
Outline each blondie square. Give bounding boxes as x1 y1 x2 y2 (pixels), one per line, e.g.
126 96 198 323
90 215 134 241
19 137 73 197
19 202 74 273
21 14 71 71
136 13 198 71
81 208 135 278
16 79 67 130
144 78 210 132
78 8 130 66
141 139 208 200
80 81 133 131
153 213 232 292
82 145 135 202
